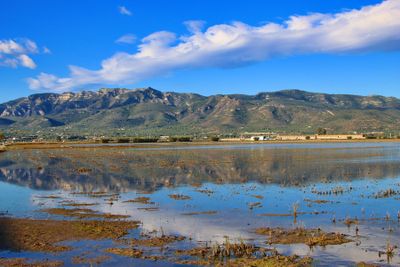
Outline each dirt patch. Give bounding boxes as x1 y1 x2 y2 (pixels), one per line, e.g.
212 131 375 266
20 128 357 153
39 208 130 220
255 227 352 246
0 217 140 253
0 258 63 267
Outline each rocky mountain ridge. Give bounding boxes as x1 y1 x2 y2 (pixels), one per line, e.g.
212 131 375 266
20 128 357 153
1 87 399 135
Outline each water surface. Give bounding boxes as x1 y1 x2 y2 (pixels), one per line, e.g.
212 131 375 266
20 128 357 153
1 142 400 266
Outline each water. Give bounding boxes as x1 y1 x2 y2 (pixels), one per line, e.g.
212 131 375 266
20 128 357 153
1 142 400 266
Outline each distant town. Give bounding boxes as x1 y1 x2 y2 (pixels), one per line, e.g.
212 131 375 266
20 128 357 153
0 129 395 147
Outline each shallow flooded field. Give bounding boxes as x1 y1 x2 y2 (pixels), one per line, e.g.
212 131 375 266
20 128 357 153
1 142 400 266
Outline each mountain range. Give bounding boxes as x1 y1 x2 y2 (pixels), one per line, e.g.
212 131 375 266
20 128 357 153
1 87 400 136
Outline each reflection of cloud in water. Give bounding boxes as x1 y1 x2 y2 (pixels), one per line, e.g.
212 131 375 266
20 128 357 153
100 201 253 243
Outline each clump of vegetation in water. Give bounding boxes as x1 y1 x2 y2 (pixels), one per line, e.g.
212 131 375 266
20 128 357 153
123 196 154 204
175 239 313 266
61 202 98 207
0 258 63 267
105 248 143 258
248 202 262 210
72 255 111 265
378 240 397 264
0 217 140 253
118 234 185 247
343 217 359 227
292 201 299 219
255 227 352 247
374 188 399 198
39 207 130 220
168 194 191 200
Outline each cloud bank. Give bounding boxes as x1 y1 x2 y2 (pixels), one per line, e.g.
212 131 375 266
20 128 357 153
29 0 400 91
0 39 38 69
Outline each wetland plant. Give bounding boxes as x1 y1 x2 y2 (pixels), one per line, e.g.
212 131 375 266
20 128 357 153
386 241 396 263
292 201 300 223
386 212 391 221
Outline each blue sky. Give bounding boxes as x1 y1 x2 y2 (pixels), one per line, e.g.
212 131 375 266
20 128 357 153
0 0 399 102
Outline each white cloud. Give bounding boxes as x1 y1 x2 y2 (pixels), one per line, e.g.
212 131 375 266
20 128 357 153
115 33 136 44
118 5 132 16
18 54 36 69
43 46 52 54
184 20 206 33
0 38 39 69
29 0 400 91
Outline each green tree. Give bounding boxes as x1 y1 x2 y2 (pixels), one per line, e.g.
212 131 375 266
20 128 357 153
210 136 220 142
0 132 5 141
317 128 327 135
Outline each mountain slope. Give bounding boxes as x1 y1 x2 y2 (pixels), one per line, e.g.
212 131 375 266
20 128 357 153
1 87 400 136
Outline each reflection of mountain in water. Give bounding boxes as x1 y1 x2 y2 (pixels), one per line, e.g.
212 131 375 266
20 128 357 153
0 146 400 192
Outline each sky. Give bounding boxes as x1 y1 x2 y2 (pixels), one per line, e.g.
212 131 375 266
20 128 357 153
0 0 399 102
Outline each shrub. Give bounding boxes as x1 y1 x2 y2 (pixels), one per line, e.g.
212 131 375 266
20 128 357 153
317 128 327 135
177 136 192 142
101 138 110 143
132 137 159 143
117 138 130 143
169 137 178 142
211 136 220 142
